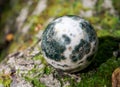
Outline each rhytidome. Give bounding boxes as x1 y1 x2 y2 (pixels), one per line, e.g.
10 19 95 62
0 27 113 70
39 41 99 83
41 15 98 73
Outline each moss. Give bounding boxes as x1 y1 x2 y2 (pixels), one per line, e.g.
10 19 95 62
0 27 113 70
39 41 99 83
100 13 119 30
24 53 54 85
33 54 47 65
112 0 120 15
33 54 53 75
25 76 46 87
0 73 12 87
32 0 85 26
43 66 53 75
95 0 104 13
76 57 120 87
24 54 53 86
87 13 120 33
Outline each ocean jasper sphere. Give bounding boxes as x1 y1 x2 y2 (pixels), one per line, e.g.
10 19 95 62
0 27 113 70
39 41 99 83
41 15 98 73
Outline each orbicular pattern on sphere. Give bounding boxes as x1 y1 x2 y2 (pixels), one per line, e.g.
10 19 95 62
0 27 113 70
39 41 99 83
41 15 98 73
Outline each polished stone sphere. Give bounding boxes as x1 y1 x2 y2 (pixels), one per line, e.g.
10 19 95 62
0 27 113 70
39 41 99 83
41 15 98 73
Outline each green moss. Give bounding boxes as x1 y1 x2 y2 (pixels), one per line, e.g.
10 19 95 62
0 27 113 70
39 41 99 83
76 57 120 87
100 13 119 30
25 76 46 87
112 0 120 15
33 54 47 65
31 0 85 26
23 54 51 86
95 0 104 13
43 66 53 75
87 14 120 32
33 54 53 75
0 49 8 62
0 73 12 87
24 54 53 86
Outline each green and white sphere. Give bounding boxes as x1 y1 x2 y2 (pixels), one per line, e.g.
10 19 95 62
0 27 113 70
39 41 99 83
41 15 98 73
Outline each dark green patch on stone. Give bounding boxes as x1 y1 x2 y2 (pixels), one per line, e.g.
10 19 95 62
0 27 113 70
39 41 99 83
71 55 78 62
84 41 91 54
41 22 66 61
62 34 71 45
71 39 91 62
80 21 96 42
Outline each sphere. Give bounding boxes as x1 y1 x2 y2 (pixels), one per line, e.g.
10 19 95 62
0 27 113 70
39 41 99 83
41 15 98 73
